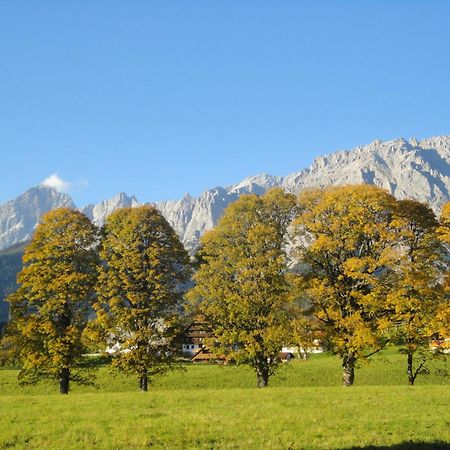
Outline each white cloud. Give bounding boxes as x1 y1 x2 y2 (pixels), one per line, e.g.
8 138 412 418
41 173 88 193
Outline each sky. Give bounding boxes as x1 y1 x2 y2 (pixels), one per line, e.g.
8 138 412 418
1 1 450 207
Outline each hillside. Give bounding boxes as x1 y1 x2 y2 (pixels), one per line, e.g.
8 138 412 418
0 242 25 322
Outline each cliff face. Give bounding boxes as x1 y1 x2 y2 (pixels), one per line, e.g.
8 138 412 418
283 136 450 206
82 192 140 226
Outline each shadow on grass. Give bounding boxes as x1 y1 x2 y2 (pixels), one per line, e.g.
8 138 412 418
343 443 449 450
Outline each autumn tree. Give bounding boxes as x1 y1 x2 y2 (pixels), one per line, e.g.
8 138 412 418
6 208 99 394
188 188 297 387
0 320 21 366
94 206 190 391
288 313 321 361
293 185 398 386
436 202 450 348
386 200 447 385
439 201 450 244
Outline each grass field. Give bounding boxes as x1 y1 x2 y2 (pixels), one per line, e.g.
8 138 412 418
0 348 449 449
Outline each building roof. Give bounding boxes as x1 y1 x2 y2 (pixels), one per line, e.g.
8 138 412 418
191 346 227 363
181 315 215 344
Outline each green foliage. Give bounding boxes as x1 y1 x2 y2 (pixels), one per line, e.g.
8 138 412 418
5 209 99 393
188 188 297 387
0 321 21 366
93 206 191 390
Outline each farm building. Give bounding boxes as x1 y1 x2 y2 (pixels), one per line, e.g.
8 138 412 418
180 315 227 363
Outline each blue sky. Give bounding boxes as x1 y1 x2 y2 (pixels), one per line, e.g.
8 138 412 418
1 1 449 207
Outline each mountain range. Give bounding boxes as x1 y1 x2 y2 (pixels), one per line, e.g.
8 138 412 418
1 135 449 254
0 135 449 321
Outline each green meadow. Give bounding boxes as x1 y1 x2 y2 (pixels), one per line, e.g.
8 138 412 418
1 349 449 449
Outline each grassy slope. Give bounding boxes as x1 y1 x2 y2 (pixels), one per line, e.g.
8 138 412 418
0 349 449 449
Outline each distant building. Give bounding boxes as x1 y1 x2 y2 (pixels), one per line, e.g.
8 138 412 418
282 339 324 359
180 315 214 356
430 338 450 354
180 315 228 363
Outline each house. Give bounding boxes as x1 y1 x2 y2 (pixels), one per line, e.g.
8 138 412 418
282 339 324 359
180 315 227 362
180 315 215 356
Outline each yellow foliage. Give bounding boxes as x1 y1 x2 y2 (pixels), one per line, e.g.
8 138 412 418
6 208 99 391
94 206 191 385
294 185 397 360
188 188 297 386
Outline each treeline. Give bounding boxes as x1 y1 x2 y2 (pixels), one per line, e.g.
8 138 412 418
1 185 449 393
0 242 26 323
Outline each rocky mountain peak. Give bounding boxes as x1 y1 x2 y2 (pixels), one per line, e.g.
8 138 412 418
81 192 140 226
0 135 448 255
0 186 75 250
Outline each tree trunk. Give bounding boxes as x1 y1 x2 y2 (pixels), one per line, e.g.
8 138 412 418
407 352 415 386
59 367 70 394
139 374 148 392
256 365 269 388
342 353 355 386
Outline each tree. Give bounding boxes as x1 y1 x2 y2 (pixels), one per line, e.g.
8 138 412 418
188 188 297 387
94 206 191 391
439 201 450 245
289 314 321 360
386 200 447 385
0 320 21 366
436 202 450 349
293 185 397 386
6 208 99 394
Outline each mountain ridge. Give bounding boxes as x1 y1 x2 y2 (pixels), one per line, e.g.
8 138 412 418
0 135 449 254
156 136 450 251
0 186 75 251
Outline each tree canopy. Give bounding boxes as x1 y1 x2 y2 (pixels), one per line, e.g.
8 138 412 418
386 200 447 385
188 188 297 387
6 208 99 393
436 202 450 345
94 206 191 391
293 185 398 385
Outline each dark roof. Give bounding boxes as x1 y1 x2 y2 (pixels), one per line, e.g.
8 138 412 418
181 315 215 342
